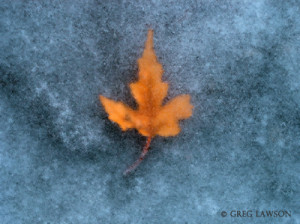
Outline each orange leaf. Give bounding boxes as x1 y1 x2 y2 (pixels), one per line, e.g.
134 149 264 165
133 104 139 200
100 29 193 137
99 29 193 174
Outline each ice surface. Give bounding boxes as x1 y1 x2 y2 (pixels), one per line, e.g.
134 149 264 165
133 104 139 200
0 0 299 223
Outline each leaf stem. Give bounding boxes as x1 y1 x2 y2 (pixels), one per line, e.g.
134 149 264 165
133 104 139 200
123 136 152 175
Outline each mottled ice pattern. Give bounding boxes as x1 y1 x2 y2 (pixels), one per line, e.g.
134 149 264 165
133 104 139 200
0 1 299 223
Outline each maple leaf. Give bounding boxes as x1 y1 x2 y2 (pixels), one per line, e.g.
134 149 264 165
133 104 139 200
100 29 193 174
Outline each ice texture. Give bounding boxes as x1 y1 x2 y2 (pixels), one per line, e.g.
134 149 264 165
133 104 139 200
0 0 299 223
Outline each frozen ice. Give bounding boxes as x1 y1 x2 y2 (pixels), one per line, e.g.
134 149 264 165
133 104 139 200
0 1 299 223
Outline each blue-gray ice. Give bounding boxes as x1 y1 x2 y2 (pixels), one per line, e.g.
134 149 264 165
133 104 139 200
0 1 299 223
